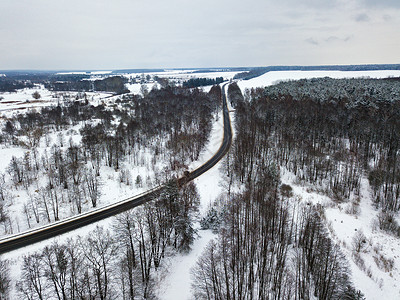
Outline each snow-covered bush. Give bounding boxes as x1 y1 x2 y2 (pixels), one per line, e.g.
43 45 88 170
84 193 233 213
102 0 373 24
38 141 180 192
373 253 394 272
280 183 293 198
0 257 10 299
377 211 400 236
200 206 222 233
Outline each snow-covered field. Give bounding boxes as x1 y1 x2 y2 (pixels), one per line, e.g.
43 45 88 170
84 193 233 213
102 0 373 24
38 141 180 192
127 69 238 81
237 70 400 91
103 69 238 94
0 84 111 115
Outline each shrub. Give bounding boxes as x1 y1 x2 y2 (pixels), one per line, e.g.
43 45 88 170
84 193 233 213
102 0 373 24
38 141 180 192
280 184 293 198
377 211 400 236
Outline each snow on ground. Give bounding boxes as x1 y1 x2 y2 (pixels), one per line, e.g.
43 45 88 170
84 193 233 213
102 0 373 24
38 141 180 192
159 71 238 81
125 82 159 94
2 215 116 300
0 118 165 238
56 71 88 75
156 115 225 300
126 82 214 95
123 70 238 88
1 84 234 300
0 85 54 112
325 177 400 300
56 71 113 75
237 70 400 91
0 147 26 173
124 70 238 81
158 229 216 300
10 71 400 298
90 71 113 75
281 169 400 300
0 85 111 115
239 70 400 299
158 85 236 299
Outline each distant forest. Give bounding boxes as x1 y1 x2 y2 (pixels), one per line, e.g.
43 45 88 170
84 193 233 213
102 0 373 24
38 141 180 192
182 77 224 88
0 74 129 94
234 64 400 80
45 76 130 94
0 78 34 92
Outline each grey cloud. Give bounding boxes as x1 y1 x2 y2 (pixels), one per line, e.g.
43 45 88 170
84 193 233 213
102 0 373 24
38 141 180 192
326 36 339 42
325 35 353 42
306 38 319 45
354 13 370 22
362 0 400 8
306 35 353 47
283 0 339 9
383 14 392 21
0 0 399 69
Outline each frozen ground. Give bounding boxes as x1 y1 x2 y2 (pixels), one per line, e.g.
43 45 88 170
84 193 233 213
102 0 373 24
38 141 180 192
237 70 400 91
125 82 159 94
0 71 233 239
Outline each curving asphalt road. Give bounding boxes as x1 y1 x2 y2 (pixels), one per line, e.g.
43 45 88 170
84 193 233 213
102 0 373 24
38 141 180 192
0 83 232 254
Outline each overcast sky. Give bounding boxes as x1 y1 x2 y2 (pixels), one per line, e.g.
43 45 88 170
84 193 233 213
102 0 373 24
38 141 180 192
0 0 399 70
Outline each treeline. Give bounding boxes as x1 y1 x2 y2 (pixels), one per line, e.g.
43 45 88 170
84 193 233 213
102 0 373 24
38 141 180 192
182 77 224 88
0 85 220 235
0 75 129 94
0 73 88 93
1 181 199 300
0 77 34 93
192 83 363 299
263 77 400 104
45 76 130 94
233 64 400 80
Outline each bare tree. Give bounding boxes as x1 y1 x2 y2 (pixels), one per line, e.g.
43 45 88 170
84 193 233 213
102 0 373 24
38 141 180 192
0 257 10 300
0 174 7 202
113 211 139 300
42 243 69 300
80 226 119 300
352 230 367 253
17 253 46 300
32 91 41 100
84 167 101 208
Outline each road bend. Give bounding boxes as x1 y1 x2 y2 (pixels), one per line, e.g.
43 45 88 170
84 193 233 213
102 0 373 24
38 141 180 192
0 83 232 254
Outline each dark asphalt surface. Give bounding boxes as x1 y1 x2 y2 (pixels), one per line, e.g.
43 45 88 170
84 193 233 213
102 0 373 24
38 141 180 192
0 84 232 254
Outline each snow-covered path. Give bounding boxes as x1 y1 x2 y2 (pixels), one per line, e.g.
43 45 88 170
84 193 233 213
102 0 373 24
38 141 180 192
158 86 235 300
